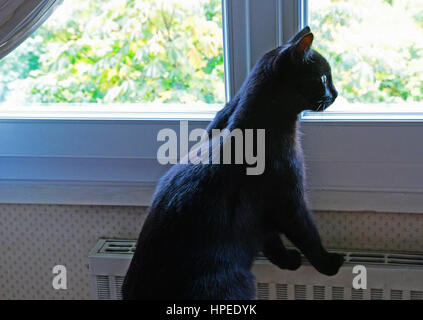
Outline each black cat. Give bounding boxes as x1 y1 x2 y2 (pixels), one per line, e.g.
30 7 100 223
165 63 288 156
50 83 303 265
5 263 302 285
122 26 343 300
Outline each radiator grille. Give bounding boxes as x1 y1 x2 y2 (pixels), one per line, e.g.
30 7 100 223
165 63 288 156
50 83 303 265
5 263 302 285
246 284 423 300
100 241 136 254
390 289 403 300
115 276 124 300
294 285 307 300
410 291 423 300
313 286 325 300
89 239 423 300
331 287 344 300
370 288 383 300
256 283 269 300
345 252 423 267
96 275 110 300
351 288 364 300
276 284 288 300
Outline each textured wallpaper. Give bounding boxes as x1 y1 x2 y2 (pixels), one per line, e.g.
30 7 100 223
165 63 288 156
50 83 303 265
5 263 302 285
0 204 422 299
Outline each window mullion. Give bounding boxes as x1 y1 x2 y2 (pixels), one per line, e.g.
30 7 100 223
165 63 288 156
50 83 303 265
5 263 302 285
222 0 302 100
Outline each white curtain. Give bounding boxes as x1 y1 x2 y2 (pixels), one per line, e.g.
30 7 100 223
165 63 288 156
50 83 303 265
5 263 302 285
0 0 62 60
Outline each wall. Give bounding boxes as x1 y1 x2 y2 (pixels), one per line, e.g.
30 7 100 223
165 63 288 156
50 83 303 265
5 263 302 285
0 204 422 299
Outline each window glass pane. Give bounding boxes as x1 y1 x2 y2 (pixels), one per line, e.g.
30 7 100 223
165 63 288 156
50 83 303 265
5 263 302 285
309 0 423 112
0 0 224 106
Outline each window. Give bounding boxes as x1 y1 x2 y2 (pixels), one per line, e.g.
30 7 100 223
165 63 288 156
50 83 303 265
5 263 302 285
302 0 423 213
0 0 224 107
306 0 423 118
2 0 423 213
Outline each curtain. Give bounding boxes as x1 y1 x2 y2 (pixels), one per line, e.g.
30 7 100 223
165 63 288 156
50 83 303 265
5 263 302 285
0 0 62 60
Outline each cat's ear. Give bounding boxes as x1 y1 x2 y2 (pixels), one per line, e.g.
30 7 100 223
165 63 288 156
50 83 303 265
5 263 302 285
288 26 311 44
292 32 314 60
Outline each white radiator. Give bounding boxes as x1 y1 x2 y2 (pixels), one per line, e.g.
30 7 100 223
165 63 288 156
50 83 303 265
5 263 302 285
88 239 423 300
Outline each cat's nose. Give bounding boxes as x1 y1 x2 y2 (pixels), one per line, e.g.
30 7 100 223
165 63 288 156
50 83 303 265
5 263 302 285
332 88 338 100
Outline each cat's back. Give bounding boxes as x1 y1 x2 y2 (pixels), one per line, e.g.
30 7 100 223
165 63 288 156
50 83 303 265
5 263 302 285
122 163 259 299
147 162 253 239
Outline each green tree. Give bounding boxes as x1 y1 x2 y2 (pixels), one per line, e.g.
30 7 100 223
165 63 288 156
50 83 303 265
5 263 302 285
0 0 224 105
310 0 423 104
1 0 423 107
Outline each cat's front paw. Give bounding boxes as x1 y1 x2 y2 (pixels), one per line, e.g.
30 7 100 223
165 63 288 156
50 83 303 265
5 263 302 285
285 249 302 270
315 253 344 276
279 249 302 271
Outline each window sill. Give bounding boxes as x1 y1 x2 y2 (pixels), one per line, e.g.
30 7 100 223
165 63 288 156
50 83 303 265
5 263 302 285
2 181 422 214
303 103 423 122
0 103 220 121
0 180 156 206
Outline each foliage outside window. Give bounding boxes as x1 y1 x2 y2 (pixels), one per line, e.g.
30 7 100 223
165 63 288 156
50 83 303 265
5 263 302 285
0 0 224 106
310 0 423 109
1 0 422 110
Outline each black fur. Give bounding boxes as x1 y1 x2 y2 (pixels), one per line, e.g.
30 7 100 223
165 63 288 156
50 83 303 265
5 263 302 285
122 27 343 300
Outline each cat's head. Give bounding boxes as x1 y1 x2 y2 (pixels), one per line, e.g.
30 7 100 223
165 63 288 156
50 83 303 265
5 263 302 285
257 26 338 114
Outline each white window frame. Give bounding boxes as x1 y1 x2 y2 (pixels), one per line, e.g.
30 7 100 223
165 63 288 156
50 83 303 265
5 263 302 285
1 0 422 213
